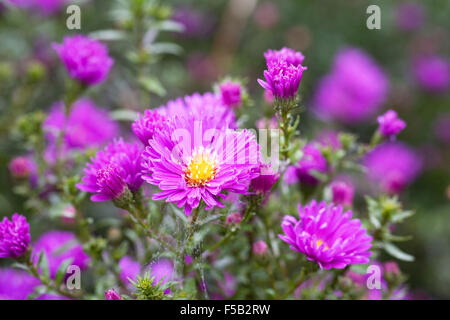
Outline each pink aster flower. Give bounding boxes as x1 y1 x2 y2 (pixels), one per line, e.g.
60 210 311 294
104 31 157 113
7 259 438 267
331 180 354 206
284 143 327 186
158 92 236 129
413 55 449 93
217 271 237 298
279 200 373 269
32 231 90 278
132 110 168 146
105 289 121 300
250 162 280 195
43 99 118 163
0 268 40 300
252 240 268 256
225 212 242 226
77 138 143 202
377 110 406 138
53 35 114 86
118 255 141 285
219 81 242 108
363 142 422 194
141 116 261 216
258 59 307 100
147 259 174 294
8 156 34 179
264 47 305 67
313 48 389 124
0 213 30 259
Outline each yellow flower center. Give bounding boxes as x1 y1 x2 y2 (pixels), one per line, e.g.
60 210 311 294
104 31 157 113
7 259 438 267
315 239 329 251
184 147 218 187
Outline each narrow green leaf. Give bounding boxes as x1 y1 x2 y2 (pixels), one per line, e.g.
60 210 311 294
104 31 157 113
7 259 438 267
384 242 415 262
55 258 74 287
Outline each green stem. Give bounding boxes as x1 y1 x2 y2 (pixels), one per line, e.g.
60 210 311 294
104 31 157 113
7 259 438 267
281 267 308 299
23 252 80 299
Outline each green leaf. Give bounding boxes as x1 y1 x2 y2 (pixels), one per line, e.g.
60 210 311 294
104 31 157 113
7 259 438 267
11 262 30 271
383 242 414 262
156 20 185 32
138 76 166 97
169 203 188 224
391 210 414 223
89 30 127 41
40 253 51 280
369 214 381 229
54 258 74 287
110 109 139 122
145 42 183 55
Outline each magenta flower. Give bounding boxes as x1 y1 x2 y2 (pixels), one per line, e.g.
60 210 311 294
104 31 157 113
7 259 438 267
8 156 34 179
258 59 307 100
377 110 406 138
0 213 30 259
363 142 422 194
252 240 268 256
77 138 143 202
250 162 280 194
413 55 449 93
313 48 389 124
43 99 118 163
264 47 305 67
279 201 373 269
0 268 40 300
219 81 242 108
32 231 90 278
53 35 114 86
284 144 327 186
217 272 237 298
118 255 141 285
395 2 425 31
105 289 122 300
132 110 168 146
141 116 261 216
172 6 215 39
225 212 242 226
158 92 236 129
147 259 174 294
331 180 354 206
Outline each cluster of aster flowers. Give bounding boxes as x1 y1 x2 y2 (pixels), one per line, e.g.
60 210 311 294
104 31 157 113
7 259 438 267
1 31 424 302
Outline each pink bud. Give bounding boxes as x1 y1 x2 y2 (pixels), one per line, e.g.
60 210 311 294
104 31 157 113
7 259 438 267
252 240 268 256
105 289 121 300
225 212 242 226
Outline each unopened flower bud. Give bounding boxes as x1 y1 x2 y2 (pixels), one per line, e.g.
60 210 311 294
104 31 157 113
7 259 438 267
105 289 121 300
225 212 242 226
252 240 268 257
